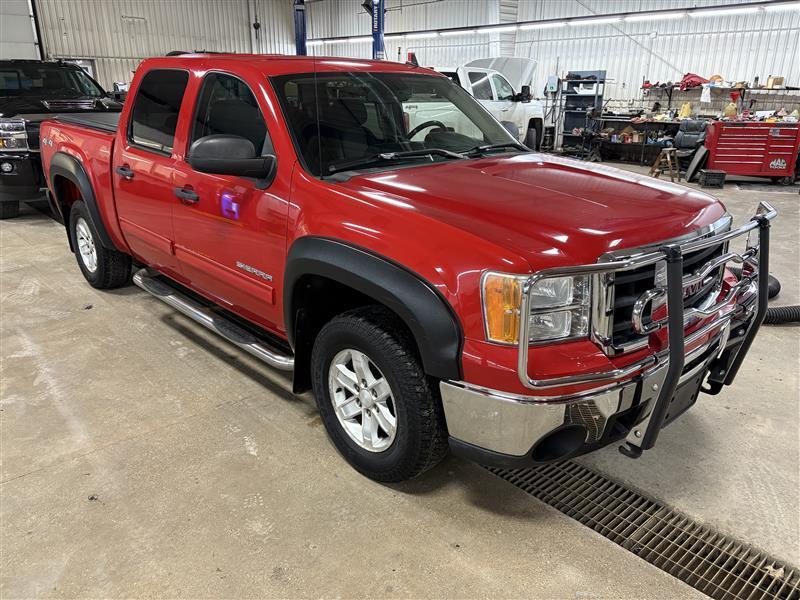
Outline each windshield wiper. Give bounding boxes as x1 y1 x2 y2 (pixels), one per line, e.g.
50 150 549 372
462 142 530 157
327 148 465 175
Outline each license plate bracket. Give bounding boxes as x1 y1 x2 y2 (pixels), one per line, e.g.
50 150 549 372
661 372 705 428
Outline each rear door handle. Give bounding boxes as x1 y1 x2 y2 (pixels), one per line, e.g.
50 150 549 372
115 165 134 180
174 187 199 204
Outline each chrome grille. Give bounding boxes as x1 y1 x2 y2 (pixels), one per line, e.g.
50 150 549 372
610 242 726 347
488 461 800 600
41 99 97 110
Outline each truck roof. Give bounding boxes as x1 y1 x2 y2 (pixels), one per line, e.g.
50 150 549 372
139 53 443 77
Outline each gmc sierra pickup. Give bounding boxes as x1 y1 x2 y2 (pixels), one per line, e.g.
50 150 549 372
41 53 775 482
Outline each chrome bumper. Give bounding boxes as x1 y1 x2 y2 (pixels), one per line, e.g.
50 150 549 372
443 201 776 463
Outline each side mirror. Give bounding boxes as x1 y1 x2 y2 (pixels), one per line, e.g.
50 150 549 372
501 120 520 140
188 134 276 185
519 85 532 103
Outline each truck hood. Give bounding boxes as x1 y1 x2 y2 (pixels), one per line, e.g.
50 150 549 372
341 153 726 270
0 96 122 120
466 57 537 92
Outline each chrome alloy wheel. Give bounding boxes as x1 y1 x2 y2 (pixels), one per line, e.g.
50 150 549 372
75 217 97 273
328 348 398 452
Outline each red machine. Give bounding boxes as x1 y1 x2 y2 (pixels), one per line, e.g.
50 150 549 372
705 121 800 181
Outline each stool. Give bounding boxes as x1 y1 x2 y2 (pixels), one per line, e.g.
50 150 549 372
649 148 680 182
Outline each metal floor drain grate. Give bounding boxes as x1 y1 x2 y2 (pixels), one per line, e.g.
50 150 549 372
487 462 799 600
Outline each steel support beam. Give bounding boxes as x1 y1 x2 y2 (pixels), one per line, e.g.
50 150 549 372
293 0 307 56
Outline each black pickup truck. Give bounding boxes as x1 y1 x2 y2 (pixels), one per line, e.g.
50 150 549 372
0 59 122 219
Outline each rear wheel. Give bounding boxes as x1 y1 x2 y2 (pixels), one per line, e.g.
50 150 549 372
68 201 131 289
311 306 448 482
0 201 20 220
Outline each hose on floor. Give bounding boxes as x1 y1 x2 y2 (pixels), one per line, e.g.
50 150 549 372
763 305 800 325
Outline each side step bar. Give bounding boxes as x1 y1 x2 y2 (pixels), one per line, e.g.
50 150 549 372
132 269 294 371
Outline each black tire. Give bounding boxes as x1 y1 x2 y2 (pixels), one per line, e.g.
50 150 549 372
68 201 132 289
311 306 448 482
524 120 543 151
0 201 20 220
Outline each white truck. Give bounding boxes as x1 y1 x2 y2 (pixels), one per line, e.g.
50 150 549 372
405 57 544 149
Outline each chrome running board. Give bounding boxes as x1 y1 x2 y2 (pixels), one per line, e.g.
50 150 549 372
132 269 294 371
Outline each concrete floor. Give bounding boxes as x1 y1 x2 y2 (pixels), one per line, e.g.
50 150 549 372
1 166 797 598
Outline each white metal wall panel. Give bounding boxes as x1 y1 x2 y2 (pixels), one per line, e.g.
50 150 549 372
308 0 502 66
251 0 295 56
515 0 800 100
34 0 293 88
1 0 39 59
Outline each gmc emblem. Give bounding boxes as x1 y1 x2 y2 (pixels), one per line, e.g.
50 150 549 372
683 280 703 299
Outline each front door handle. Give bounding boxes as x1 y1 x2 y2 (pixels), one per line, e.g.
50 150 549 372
115 165 134 180
174 187 199 204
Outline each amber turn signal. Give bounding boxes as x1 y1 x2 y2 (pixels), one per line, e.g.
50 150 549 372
482 273 522 344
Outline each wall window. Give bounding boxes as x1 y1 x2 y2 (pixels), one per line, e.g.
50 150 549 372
467 71 492 101
190 72 270 155
128 69 189 154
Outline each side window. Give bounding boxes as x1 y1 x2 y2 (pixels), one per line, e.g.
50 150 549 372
128 69 189 154
467 71 493 101
492 74 515 101
190 72 271 156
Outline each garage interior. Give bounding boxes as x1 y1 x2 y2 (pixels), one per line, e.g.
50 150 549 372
1 1 798 599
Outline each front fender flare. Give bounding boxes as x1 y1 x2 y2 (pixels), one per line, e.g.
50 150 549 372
284 237 463 381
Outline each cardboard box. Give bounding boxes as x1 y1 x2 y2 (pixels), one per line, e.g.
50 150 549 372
766 76 785 89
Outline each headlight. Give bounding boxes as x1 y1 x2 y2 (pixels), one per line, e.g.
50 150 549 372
0 119 28 151
482 272 591 344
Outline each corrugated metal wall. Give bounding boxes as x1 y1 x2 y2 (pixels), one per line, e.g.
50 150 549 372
30 0 800 100
515 0 800 100
307 0 799 100
34 0 293 88
307 0 503 65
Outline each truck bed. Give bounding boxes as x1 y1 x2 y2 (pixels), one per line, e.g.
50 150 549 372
53 112 121 134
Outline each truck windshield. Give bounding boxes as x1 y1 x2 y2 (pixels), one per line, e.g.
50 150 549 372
0 65 105 98
271 71 516 177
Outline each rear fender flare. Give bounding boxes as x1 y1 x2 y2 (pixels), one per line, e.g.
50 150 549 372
284 237 463 381
48 151 119 251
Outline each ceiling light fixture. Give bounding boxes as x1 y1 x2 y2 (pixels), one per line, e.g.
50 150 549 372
440 29 477 36
519 21 566 30
569 16 622 25
476 25 518 33
688 6 760 17
764 1 800 10
406 32 438 39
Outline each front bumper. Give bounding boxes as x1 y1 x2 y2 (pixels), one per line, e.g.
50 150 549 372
0 152 44 202
442 201 776 466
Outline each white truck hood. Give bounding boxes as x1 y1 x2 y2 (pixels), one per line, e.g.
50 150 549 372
465 57 537 93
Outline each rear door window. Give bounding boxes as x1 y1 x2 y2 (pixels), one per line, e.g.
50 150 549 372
128 69 189 154
467 71 493 101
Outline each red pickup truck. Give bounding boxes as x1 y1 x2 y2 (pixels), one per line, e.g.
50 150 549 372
40 53 775 482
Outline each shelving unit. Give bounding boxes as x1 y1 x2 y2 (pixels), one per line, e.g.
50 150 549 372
560 70 606 158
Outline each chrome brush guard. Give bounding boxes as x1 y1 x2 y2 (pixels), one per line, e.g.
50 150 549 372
515 201 777 457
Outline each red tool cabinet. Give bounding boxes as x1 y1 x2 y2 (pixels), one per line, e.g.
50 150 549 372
705 122 800 180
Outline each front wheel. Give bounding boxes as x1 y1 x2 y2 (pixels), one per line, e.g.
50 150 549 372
68 201 132 289
311 306 448 482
